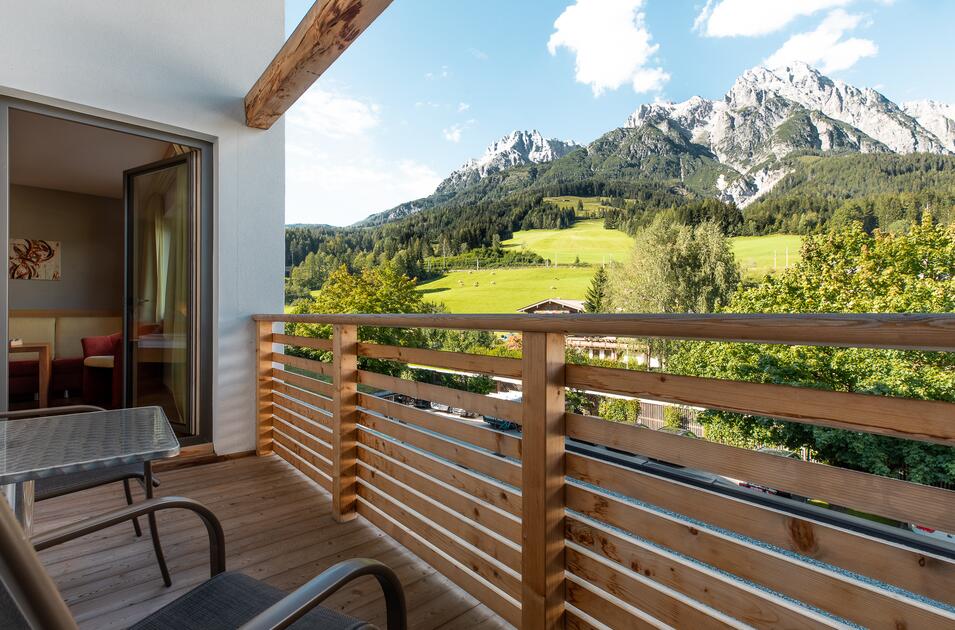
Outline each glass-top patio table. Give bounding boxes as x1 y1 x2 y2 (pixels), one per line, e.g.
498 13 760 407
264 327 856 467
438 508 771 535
0 406 180 536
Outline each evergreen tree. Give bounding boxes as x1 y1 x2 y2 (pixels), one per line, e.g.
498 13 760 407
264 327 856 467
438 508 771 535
584 266 609 313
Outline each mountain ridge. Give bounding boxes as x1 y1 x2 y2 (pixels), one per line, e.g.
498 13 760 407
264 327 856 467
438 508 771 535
354 62 955 227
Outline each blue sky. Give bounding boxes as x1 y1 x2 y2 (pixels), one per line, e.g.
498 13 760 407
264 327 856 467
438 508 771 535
284 0 955 226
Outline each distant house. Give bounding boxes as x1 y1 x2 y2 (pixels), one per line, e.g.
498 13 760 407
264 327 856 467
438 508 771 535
517 298 586 314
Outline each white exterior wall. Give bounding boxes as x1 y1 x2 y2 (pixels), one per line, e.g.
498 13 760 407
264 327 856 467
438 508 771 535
0 1 286 454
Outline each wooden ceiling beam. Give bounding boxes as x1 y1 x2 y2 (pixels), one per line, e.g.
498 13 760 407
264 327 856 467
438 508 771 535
245 0 393 129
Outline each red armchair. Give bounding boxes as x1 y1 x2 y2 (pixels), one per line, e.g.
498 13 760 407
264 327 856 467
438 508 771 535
81 333 122 408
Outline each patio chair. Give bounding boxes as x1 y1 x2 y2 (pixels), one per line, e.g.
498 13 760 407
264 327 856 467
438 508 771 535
0 494 407 629
0 405 171 587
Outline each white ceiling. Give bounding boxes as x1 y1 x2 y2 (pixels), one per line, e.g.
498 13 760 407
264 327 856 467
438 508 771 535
10 110 171 199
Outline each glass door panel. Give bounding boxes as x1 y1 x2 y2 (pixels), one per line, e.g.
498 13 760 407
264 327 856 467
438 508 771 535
124 155 196 435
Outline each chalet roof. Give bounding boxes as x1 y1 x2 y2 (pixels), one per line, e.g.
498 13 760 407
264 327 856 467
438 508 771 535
517 298 586 313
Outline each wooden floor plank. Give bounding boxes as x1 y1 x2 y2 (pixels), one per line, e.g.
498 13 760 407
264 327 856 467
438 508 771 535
32 454 510 629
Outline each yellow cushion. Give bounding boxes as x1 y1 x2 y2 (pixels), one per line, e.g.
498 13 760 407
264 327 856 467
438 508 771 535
83 355 115 369
54 316 122 359
8 318 56 362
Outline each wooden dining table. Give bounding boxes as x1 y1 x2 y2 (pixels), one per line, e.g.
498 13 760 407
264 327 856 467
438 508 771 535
9 342 52 407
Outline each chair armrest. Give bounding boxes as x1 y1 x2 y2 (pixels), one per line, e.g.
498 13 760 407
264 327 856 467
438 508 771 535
238 558 407 630
31 496 225 577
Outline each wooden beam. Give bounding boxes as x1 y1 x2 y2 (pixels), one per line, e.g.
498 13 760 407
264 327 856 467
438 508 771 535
521 331 566 630
245 0 394 129
331 324 359 521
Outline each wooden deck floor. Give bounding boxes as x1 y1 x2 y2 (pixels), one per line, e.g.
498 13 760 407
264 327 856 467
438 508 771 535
33 455 510 629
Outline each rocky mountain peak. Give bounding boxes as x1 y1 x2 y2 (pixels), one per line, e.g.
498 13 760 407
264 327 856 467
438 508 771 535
436 130 577 194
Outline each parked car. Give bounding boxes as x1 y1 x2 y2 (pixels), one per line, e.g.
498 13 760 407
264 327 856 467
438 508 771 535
482 390 523 432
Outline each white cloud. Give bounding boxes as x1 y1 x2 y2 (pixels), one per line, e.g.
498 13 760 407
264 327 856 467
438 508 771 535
286 88 380 139
425 66 451 80
457 102 471 112
765 10 877 73
469 47 489 60
442 119 476 143
285 87 441 225
548 0 669 96
694 0 853 37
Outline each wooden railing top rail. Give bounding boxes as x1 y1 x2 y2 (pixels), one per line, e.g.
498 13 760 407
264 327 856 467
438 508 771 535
253 312 955 351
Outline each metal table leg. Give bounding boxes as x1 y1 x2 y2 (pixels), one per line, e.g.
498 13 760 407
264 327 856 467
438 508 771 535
2 480 35 537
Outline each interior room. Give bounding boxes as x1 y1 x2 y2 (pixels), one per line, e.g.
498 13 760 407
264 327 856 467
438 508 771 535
6 109 195 436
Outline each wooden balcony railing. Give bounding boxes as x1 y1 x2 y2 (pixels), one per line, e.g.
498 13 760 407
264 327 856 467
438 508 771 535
252 312 955 629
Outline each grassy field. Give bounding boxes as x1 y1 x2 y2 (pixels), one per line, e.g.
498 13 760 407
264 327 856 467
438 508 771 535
502 219 632 265
416 221 804 312
417 266 594 313
732 234 803 278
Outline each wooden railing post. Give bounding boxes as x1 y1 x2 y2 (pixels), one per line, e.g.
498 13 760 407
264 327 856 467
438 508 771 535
332 324 359 522
255 320 274 456
521 331 566 629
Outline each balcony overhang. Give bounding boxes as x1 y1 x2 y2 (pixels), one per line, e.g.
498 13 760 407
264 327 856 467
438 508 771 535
244 0 393 130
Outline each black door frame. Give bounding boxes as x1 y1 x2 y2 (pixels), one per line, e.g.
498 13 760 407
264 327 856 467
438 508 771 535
0 96 214 446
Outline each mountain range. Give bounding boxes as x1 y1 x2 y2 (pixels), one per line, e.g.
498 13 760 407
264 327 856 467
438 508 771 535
356 62 955 227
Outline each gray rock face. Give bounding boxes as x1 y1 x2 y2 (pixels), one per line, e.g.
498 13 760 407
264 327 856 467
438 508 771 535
436 130 577 194
625 62 950 205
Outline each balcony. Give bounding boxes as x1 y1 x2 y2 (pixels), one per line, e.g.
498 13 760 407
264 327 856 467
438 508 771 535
35 312 955 628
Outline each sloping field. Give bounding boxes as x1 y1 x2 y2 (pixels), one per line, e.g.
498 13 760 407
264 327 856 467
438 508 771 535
502 219 632 265
417 266 594 313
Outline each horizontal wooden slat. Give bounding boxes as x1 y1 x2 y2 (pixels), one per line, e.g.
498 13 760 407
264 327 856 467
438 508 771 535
566 545 738 629
273 441 331 491
272 379 333 414
565 606 609 630
565 574 660 630
566 364 955 445
357 370 522 422
357 343 522 378
271 390 332 428
273 416 333 463
272 405 332 442
566 484 955 629
272 367 334 397
566 452 955 607
358 393 522 460
358 446 521 544
358 463 521 571
357 498 521 627
273 429 332 477
566 517 835 629
272 333 332 352
567 413 955 533
357 430 522 517
251 313 955 352
359 411 521 487
357 482 522 599
269 352 332 377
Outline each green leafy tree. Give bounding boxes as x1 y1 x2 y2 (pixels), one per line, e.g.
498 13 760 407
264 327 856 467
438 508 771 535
285 263 434 373
671 217 955 484
584 266 609 313
598 398 641 424
610 217 740 314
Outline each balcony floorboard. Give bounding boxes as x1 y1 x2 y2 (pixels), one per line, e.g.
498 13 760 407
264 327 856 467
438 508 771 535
33 454 511 629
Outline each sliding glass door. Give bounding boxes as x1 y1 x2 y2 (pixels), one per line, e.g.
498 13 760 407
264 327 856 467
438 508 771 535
124 155 197 435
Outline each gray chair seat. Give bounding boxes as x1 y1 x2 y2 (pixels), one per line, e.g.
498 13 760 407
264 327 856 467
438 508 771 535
129 571 373 630
35 462 156 501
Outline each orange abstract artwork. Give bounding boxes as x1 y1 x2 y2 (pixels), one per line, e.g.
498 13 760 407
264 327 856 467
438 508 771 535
9 239 61 281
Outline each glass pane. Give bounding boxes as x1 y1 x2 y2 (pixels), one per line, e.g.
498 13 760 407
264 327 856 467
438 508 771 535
129 161 192 434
